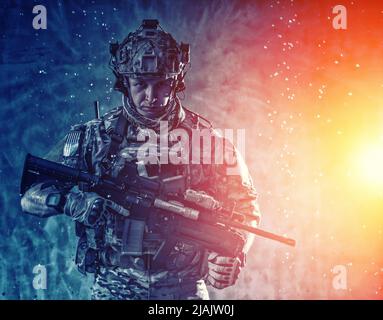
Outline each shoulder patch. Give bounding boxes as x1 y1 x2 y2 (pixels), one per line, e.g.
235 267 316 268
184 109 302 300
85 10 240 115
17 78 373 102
63 128 84 158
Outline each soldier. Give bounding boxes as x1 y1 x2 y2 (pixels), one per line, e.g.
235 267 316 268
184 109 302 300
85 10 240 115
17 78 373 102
20 19 260 300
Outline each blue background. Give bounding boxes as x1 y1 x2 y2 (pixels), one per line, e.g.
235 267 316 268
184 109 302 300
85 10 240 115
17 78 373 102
1 0 249 299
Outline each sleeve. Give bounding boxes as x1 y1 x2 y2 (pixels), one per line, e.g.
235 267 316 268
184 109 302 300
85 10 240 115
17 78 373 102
208 136 261 255
43 136 66 163
20 124 88 217
21 140 67 218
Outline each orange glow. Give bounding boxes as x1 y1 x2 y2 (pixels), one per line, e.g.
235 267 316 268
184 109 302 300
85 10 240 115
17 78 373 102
355 141 383 189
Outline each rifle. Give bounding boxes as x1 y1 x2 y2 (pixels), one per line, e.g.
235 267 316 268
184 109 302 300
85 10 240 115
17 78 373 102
20 153 296 268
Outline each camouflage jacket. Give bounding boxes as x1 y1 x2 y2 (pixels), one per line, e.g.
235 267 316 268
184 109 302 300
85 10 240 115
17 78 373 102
42 104 260 299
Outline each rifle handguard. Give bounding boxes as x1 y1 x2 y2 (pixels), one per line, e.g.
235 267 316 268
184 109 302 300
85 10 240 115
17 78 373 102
184 189 221 210
153 198 200 220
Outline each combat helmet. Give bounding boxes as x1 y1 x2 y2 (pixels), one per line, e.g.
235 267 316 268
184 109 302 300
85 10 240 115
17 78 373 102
109 20 190 130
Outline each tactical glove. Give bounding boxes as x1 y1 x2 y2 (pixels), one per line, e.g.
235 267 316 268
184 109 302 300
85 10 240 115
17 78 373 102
64 186 129 227
205 252 244 289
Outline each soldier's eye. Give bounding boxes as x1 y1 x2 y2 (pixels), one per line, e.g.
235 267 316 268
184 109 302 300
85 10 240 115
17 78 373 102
134 81 145 87
158 80 172 88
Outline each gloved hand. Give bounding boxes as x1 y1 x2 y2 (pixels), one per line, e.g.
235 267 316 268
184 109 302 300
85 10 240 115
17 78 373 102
21 182 66 218
205 252 243 289
64 186 129 227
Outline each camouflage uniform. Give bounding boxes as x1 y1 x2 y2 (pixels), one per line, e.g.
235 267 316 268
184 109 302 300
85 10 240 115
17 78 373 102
41 102 259 300
21 20 260 300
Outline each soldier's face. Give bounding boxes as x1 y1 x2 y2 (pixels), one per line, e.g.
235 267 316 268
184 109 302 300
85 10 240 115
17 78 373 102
127 77 174 119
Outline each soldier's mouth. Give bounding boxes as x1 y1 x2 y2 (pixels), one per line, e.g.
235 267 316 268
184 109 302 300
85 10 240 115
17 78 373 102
140 106 166 114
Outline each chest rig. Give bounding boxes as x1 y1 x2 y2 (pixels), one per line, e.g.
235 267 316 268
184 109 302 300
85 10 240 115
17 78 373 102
63 108 211 274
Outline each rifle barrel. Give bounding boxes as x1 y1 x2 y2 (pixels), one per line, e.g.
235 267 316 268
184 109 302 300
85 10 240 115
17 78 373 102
226 219 296 247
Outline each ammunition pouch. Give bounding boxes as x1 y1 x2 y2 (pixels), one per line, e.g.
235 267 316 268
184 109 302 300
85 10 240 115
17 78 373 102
76 235 99 274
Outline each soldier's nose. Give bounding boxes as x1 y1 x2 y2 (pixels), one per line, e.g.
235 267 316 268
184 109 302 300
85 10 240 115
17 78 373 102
145 86 157 105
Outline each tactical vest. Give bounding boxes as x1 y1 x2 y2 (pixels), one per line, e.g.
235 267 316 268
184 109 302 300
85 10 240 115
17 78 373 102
62 106 214 277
